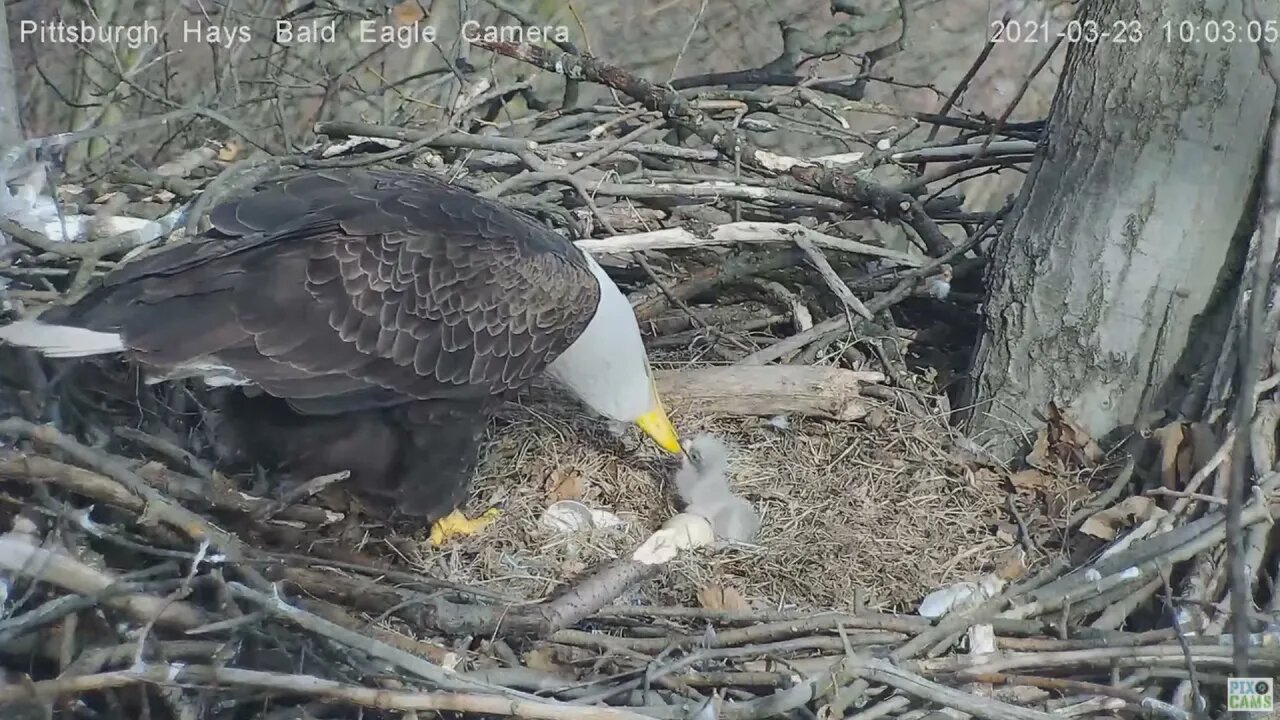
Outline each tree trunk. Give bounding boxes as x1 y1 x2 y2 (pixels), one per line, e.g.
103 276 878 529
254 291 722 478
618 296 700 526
962 0 1276 460
0 1 23 152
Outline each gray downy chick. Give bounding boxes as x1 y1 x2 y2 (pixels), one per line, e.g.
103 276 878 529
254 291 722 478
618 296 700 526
673 434 761 543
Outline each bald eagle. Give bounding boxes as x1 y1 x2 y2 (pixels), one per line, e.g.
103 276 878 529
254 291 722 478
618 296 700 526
0 167 683 541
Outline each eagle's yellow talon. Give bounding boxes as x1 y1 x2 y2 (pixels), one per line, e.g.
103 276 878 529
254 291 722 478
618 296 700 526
429 508 500 546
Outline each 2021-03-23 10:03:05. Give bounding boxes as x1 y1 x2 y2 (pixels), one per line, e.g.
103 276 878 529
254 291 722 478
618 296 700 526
989 18 1280 44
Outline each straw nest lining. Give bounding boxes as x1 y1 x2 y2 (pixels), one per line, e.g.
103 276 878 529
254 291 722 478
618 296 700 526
378 383 1009 613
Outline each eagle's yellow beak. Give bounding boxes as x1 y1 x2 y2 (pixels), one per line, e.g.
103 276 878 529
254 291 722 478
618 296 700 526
635 402 682 453
634 375 682 453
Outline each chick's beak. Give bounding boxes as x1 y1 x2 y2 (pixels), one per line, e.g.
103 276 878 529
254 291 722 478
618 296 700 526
635 402 682 453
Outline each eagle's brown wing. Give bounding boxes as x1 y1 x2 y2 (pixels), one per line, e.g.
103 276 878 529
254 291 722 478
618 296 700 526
44 168 601 414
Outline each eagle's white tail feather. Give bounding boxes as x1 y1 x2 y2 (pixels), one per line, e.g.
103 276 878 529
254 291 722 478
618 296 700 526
0 320 126 358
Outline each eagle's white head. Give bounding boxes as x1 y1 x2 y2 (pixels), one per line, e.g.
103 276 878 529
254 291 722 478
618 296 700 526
544 253 682 455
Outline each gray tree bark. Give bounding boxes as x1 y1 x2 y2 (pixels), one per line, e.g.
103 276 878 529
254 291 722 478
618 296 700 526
962 0 1275 460
0 1 23 151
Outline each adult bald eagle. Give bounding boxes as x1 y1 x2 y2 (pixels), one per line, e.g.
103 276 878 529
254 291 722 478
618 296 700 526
0 167 683 542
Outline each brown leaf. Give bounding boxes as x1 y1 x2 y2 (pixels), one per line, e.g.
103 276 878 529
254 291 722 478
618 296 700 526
993 547 1029 581
1026 427 1053 470
1151 422 1186 490
1026 402 1103 472
1079 496 1168 540
1009 468 1052 491
1044 482 1092 521
697 584 750 612
390 0 425 25
994 523 1017 545
523 647 562 673
545 468 585 502
216 141 242 162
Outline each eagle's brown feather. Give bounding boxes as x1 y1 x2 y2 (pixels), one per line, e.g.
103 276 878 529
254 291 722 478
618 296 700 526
37 167 605 520
44 167 602 414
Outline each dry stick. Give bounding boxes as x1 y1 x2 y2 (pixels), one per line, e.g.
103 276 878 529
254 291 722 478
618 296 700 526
468 39 955 257
793 235 873 320
1067 453 1136 528
480 0 582 105
838 657 1058 720
485 118 665 198
0 454 142 510
114 425 215 482
963 674 1168 714
928 644 1280 675
0 418 272 592
229 582 583 701
631 255 748 359
1019 474 1280 622
1167 431 1235 520
972 4 1076 156
129 539 210 669
828 557 1070 716
0 534 208 631
923 19 1003 145
259 551 515 601
416 557 661 638
740 216 993 365
313 120 537 155
225 582 474 692
893 141 1037 164
583 179 849 213
575 222 921 267
667 0 710 81
0 452 337 527
0 215 149 261
554 627 905 656
1 107 198 170
0 664 654 720
1226 43 1280 675
250 470 349 522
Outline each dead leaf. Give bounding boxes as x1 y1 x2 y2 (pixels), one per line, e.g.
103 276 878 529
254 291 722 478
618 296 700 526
993 547 1029 581
995 523 1017 545
1026 402 1104 472
92 191 127 206
1080 496 1168 540
971 467 1001 487
697 584 750 612
1044 482 1092 521
390 0 425 25
1026 427 1053 470
523 647 562 673
546 468 585 502
1152 422 1186 490
216 141 242 162
1009 468 1052 492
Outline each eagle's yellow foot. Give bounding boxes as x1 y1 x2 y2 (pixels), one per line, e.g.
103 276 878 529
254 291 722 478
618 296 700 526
429 508 500 546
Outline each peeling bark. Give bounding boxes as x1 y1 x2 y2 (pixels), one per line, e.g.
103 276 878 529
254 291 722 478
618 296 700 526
963 0 1275 460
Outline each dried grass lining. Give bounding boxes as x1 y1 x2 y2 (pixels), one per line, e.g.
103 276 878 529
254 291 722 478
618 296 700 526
441 397 1006 611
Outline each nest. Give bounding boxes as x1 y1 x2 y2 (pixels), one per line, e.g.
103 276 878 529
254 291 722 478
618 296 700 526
408 398 1008 612
2 9 1277 719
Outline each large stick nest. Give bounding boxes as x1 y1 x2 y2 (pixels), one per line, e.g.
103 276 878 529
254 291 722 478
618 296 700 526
1 8 1278 720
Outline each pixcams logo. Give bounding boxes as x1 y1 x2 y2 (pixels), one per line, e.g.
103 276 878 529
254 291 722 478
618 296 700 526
1227 678 1274 713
